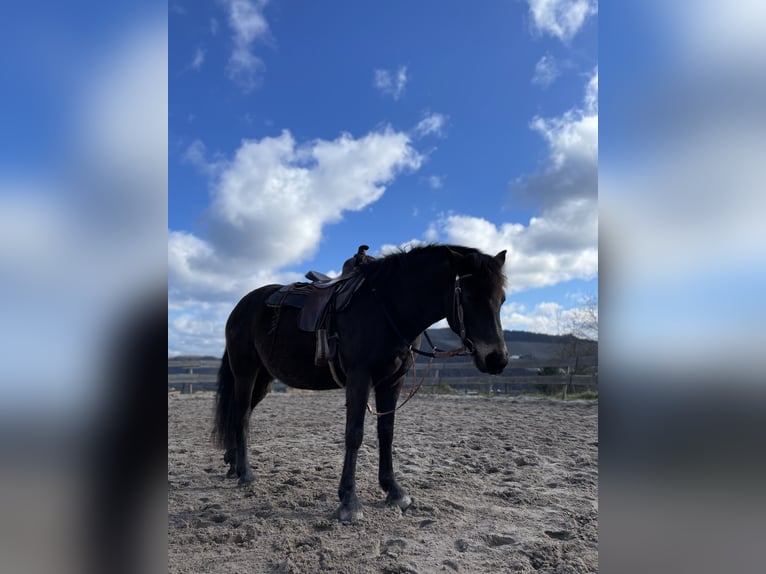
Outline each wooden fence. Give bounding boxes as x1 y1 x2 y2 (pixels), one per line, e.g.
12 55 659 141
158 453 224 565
168 355 597 398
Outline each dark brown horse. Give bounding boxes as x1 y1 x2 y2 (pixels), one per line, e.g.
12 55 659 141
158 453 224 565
213 244 508 522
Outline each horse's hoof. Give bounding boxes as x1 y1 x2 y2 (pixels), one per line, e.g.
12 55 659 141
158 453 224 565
387 494 412 511
237 474 254 485
338 505 363 523
226 467 238 478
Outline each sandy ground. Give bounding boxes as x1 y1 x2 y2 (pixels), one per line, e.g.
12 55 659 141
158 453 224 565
168 391 598 573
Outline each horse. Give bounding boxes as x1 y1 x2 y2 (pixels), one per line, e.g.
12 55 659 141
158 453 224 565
213 244 509 522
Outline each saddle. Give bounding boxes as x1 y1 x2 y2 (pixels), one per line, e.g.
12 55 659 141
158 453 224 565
265 270 367 366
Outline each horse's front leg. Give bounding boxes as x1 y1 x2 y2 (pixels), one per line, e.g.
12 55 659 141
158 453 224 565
337 371 370 523
375 379 412 511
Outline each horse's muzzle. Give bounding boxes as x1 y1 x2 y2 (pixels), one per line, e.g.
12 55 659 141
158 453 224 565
479 350 508 375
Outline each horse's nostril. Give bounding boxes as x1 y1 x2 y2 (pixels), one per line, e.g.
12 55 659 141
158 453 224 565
486 351 508 373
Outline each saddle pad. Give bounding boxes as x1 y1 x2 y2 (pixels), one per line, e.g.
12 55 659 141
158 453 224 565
265 283 312 308
264 272 367 333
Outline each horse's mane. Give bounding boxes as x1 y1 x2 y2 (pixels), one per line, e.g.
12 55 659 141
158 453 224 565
360 244 506 290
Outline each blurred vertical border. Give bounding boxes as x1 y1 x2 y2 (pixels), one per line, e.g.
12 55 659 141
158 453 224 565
0 2 167 573
601 1 766 572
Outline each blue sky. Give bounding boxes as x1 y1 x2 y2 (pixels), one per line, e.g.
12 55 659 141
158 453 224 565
169 0 598 356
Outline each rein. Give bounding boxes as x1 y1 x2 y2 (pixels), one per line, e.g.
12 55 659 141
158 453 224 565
366 349 429 417
365 274 475 417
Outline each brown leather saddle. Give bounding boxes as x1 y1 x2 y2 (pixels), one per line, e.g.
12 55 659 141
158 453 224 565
265 270 366 369
265 245 373 371
265 271 365 331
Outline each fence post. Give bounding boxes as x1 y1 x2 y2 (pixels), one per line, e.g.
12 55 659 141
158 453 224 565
184 367 195 394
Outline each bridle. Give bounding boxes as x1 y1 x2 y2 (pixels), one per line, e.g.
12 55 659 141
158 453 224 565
448 274 475 357
363 273 476 417
371 274 475 359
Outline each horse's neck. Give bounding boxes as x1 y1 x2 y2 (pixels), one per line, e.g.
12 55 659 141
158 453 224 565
376 258 451 341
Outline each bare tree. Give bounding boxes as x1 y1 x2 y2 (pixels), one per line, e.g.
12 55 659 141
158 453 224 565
567 295 598 342
560 295 598 379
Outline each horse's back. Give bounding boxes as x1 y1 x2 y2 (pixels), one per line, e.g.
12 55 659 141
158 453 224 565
228 284 281 319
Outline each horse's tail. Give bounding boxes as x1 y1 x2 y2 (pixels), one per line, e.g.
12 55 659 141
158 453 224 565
212 348 236 449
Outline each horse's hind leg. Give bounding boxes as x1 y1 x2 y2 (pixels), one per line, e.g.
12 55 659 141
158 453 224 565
224 449 237 477
232 368 272 484
375 378 412 511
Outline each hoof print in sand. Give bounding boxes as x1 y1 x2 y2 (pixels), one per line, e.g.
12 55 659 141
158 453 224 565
544 529 574 541
381 538 407 558
484 534 516 547
454 539 470 552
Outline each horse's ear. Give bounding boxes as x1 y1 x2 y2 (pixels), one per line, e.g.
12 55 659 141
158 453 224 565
495 250 507 265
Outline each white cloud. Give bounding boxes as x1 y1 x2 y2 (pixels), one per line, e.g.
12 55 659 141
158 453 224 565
414 69 598 296
512 67 597 208
527 0 598 42
429 198 597 294
501 300 595 336
182 139 219 175
427 175 444 189
414 112 448 138
169 127 424 312
531 69 597 168
190 47 205 71
531 54 560 88
502 301 562 334
424 223 439 242
223 0 270 92
183 139 206 166
584 69 598 114
374 66 408 100
169 303 232 357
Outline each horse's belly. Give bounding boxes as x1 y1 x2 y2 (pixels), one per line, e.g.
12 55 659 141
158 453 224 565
256 312 343 391
266 358 342 390
280 370 342 391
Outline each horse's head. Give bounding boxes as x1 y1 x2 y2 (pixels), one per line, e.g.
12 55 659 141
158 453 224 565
447 248 509 375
